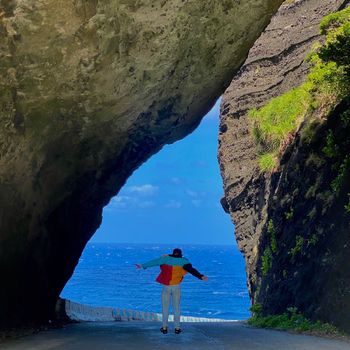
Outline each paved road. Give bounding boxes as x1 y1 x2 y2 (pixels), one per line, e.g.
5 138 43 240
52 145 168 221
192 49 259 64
1 322 350 350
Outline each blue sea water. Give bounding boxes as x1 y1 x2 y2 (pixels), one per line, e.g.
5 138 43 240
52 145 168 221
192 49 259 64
60 243 251 320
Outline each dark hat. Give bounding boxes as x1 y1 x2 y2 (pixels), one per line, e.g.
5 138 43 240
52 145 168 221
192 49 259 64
172 248 182 257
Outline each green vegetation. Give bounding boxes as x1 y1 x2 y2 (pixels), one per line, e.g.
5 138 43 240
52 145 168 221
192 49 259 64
308 234 319 247
261 220 278 275
322 130 338 158
249 7 350 172
250 303 263 316
307 207 317 220
267 220 278 254
341 109 350 125
261 247 273 276
285 208 294 220
331 156 349 195
319 8 350 73
258 153 276 172
248 304 341 335
320 6 350 34
289 236 304 257
345 194 350 214
249 86 310 171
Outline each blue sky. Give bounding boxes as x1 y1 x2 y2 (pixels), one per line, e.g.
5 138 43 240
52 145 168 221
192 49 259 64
91 98 236 245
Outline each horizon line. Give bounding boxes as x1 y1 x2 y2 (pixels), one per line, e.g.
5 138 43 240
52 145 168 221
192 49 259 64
87 241 237 246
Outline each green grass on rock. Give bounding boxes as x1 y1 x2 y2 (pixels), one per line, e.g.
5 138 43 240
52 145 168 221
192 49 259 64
249 7 350 172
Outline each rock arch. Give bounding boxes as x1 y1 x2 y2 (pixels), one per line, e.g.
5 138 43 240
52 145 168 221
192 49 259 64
0 0 283 326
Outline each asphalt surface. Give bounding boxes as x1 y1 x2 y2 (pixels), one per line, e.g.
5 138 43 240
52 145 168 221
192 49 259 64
1 322 350 350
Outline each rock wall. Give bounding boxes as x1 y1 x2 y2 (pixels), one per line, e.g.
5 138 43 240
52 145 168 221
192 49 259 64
219 0 350 330
0 0 283 327
258 100 350 329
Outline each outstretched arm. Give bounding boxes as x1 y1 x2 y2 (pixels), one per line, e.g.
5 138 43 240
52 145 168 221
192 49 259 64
136 256 167 269
183 263 208 281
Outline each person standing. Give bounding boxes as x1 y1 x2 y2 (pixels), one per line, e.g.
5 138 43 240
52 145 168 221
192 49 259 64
136 248 208 334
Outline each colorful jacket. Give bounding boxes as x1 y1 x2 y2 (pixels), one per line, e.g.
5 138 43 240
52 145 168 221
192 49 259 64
141 255 204 285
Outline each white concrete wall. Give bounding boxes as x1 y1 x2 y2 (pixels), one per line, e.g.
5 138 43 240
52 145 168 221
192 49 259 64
65 300 235 323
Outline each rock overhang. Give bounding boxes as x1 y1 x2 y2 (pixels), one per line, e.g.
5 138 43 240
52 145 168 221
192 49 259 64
0 0 283 327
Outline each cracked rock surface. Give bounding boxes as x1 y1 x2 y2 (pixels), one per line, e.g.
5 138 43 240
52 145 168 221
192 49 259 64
219 0 350 329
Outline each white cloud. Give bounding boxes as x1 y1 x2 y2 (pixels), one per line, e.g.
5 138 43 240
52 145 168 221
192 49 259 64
165 200 182 209
138 201 155 208
109 195 131 209
125 184 159 196
108 195 155 211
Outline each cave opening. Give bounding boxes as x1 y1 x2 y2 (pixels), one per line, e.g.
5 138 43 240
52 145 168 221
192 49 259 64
60 99 250 321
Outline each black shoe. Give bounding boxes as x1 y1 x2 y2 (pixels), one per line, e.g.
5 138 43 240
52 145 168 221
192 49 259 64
175 328 182 334
160 327 168 334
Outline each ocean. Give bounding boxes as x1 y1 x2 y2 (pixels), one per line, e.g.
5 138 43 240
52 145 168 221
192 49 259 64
60 243 251 320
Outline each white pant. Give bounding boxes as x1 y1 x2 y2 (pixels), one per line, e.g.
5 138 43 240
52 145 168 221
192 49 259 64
161 284 181 329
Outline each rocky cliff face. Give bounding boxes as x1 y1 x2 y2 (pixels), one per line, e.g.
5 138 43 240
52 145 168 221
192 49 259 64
219 0 350 330
0 0 283 327
257 100 350 329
